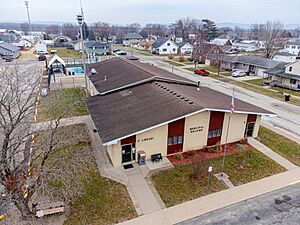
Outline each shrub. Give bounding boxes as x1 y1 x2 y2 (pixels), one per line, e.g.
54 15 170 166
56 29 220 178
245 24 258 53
236 143 247 150
173 154 183 161
168 54 174 60
178 56 185 62
240 138 248 145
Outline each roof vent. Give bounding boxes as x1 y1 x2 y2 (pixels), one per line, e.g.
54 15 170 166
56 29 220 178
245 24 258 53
173 92 177 95
170 90 173 93
90 68 97 75
189 101 193 104
104 76 107 81
180 96 184 99
184 99 188 101
177 94 180 97
166 89 169 91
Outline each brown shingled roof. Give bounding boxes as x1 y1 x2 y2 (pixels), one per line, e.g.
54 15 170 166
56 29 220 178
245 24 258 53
86 57 273 144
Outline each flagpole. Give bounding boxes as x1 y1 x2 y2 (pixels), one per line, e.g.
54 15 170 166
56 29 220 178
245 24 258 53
221 86 235 176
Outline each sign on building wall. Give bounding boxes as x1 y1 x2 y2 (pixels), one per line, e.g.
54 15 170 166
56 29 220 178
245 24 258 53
189 126 204 133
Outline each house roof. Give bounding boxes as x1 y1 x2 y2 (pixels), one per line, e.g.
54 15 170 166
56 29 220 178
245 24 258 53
85 41 111 48
211 38 232 46
200 43 223 56
152 37 177 48
266 68 300 80
274 52 297 57
0 42 19 52
177 42 191 48
86 57 273 144
207 54 285 69
87 57 192 94
48 55 66 68
286 41 300 46
123 33 143 40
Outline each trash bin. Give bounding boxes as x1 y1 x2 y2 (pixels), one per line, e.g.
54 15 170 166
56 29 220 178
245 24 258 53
138 151 146 166
284 94 291 101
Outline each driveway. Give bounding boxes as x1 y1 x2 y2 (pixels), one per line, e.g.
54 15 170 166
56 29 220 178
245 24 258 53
178 183 300 225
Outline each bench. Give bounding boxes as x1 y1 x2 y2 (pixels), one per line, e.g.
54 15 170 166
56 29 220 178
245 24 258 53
33 201 64 217
151 153 162 163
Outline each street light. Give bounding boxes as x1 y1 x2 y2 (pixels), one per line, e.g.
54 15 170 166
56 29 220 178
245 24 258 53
77 14 88 94
24 1 32 39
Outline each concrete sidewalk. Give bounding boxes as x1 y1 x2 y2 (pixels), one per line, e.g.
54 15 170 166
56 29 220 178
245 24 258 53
118 167 300 225
125 166 162 215
248 137 298 171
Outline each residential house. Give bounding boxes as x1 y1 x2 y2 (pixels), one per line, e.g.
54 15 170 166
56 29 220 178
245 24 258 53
53 35 73 48
122 33 144 47
265 60 300 91
36 39 48 54
284 41 300 56
15 38 32 50
85 41 112 57
273 52 297 63
43 40 54 47
232 41 259 52
85 57 273 167
192 43 224 64
0 41 21 59
151 38 179 55
136 39 155 50
206 54 284 76
211 38 232 46
177 42 193 54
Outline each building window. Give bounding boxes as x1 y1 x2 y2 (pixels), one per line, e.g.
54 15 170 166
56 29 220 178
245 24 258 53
168 136 183 145
168 137 173 146
289 67 292 72
178 136 183 144
167 43 170 46
163 48 167 52
173 136 178 144
208 129 222 138
290 79 297 84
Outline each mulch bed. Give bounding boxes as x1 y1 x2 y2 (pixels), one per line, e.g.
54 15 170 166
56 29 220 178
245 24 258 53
167 143 253 166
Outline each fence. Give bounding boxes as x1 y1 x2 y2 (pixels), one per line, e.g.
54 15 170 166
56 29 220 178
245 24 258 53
48 75 86 90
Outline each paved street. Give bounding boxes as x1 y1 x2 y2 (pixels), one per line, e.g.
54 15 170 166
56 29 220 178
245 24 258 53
178 183 300 225
127 50 300 140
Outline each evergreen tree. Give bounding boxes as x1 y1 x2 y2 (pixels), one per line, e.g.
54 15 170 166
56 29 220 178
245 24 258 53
201 19 219 41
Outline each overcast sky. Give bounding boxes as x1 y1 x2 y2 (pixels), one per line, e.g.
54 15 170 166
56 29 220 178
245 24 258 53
0 0 299 25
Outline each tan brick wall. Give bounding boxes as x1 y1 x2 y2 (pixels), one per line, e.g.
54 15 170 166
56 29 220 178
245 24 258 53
107 141 121 167
253 115 261 138
221 113 247 144
183 111 210 151
136 124 168 160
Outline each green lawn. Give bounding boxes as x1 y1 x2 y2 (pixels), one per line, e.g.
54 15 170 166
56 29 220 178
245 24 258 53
245 78 265 86
38 88 88 121
220 72 232 77
36 124 137 225
258 126 300 166
48 48 81 58
152 149 285 207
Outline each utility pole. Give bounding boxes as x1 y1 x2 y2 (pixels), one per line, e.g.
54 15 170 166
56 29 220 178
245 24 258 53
77 14 88 95
24 1 32 38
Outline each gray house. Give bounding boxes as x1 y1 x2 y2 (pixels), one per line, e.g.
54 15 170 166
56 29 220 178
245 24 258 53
85 41 112 56
206 54 284 76
123 33 143 46
0 42 21 59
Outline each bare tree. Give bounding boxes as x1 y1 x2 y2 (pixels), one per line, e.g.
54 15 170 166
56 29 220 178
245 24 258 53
0 63 91 223
172 17 196 41
91 22 112 41
62 23 78 40
259 21 284 58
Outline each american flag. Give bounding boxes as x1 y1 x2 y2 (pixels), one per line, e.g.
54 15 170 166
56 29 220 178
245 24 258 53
231 88 235 113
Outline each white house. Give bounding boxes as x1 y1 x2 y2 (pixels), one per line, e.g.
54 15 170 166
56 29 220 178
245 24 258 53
151 38 178 55
36 40 48 54
284 42 300 56
265 60 300 91
177 42 193 54
273 52 297 63
16 39 32 48
123 33 144 47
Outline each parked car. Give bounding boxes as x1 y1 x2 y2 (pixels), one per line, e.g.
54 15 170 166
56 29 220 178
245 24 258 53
232 70 247 77
38 54 46 61
115 50 127 55
194 69 209 76
1 55 13 62
113 49 121 53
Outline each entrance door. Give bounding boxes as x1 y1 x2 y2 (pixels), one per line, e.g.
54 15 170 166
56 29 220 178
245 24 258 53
245 122 255 137
122 144 132 163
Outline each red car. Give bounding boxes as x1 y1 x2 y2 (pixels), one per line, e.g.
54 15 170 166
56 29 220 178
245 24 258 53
194 69 209 76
